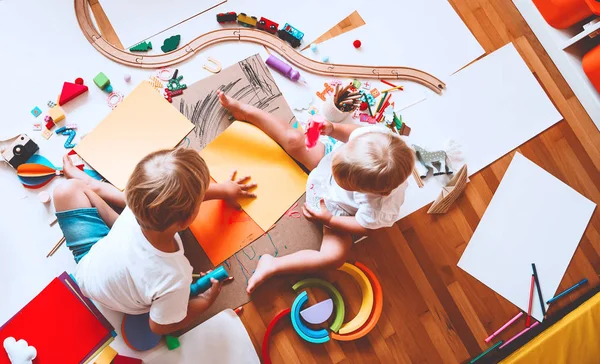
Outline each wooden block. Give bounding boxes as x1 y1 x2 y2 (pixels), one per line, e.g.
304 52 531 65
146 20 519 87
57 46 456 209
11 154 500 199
48 106 65 123
112 354 142 364
41 128 53 140
93 72 110 89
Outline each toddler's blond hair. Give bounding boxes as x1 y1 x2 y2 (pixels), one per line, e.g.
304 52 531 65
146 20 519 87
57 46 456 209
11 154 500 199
332 132 414 194
126 148 210 231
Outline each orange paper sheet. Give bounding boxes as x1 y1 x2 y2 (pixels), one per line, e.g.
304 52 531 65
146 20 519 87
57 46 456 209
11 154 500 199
75 82 194 190
200 121 308 231
190 179 264 265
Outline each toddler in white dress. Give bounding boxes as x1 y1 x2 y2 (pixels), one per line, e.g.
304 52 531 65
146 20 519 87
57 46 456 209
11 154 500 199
218 91 415 293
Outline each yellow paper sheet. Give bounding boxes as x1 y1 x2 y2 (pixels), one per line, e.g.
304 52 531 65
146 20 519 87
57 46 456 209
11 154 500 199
200 121 307 231
75 82 194 190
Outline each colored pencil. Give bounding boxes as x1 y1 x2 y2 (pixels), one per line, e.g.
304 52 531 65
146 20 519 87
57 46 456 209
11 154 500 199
531 263 547 316
469 340 503 364
546 278 588 304
375 92 389 113
381 85 404 93
499 322 539 349
46 235 66 257
526 274 535 327
484 312 523 343
380 79 398 88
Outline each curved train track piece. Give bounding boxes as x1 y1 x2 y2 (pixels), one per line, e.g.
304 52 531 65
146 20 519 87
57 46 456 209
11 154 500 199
75 0 445 94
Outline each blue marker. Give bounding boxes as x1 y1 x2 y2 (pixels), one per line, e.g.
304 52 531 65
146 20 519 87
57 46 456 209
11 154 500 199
546 278 588 304
190 266 229 296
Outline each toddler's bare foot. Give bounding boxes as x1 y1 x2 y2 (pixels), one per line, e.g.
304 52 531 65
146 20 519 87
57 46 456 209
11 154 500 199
61 155 92 183
217 91 254 121
247 254 276 294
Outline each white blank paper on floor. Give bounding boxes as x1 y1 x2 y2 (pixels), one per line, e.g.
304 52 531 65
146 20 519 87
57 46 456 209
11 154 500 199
457 153 596 321
428 43 563 175
144 309 260 363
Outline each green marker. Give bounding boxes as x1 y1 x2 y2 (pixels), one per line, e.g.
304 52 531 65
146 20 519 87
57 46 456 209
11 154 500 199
469 340 503 364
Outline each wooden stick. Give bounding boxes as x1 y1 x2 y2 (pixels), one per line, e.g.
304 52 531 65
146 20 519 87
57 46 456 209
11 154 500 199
412 169 424 188
382 85 404 93
47 236 66 258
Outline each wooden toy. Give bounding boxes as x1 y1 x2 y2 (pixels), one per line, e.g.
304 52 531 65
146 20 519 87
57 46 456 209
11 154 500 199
202 57 222 73
160 35 181 53
59 78 88 106
47 100 56 108
262 308 291 364
291 291 330 344
237 13 258 28
75 3 445 94
292 278 345 332
32 123 42 131
353 39 362 48
316 83 333 101
41 128 53 140
44 117 55 130
336 263 374 334
94 345 117 364
413 145 454 177
257 17 279 34
30 106 41 118
216 11 237 24
329 262 383 341
278 23 304 48
167 75 186 91
56 126 77 148
300 298 333 324
48 106 65 123
427 164 468 214
129 41 152 52
93 72 111 90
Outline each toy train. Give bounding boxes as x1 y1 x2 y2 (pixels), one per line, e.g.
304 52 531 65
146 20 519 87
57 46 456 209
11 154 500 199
216 12 304 48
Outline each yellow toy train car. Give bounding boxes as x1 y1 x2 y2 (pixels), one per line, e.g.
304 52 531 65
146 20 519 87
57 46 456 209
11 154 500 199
237 13 258 27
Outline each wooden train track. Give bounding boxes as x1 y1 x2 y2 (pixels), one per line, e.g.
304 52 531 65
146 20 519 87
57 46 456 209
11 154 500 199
74 0 446 94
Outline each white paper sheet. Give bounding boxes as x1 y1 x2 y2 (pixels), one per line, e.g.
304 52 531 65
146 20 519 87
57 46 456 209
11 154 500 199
100 0 226 48
311 0 485 78
144 309 260 364
428 43 563 175
457 153 596 321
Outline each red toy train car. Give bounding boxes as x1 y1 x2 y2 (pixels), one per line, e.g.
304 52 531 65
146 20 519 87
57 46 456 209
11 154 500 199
257 17 279 34
216 12 237 23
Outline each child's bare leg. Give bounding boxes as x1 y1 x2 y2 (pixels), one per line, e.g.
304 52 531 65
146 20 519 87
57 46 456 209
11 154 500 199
246 227 352 293
53 179 119 227
61 155 126 208
218 91 325 171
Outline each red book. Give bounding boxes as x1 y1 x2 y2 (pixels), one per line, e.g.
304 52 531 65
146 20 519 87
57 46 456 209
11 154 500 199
0 277 112 364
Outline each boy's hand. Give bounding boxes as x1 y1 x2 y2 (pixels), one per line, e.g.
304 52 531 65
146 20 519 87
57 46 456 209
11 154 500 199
302 199 333 224
319 120 334 136
198 278 223 303
222 170 257 209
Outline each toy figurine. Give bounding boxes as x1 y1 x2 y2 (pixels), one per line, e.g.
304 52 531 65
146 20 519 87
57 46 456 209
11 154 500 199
412 144 454 178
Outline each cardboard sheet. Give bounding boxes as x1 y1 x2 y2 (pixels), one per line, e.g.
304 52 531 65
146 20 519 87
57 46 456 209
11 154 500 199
181 194 322 327
176 54 297 151
200 121 307 231
313 0 484 78
190 179 264 265
458 153 596 321
100 0 226 48
144 309 259 364
75 82 194 190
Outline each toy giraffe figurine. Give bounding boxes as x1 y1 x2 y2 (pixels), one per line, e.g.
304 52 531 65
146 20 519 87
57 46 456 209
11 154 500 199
412 144 454 178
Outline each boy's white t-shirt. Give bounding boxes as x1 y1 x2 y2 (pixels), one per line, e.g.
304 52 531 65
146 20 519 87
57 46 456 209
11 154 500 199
307 125 409 230
75 207 193 325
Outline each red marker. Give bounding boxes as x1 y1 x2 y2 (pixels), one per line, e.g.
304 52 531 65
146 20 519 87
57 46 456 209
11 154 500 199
526 274 535 327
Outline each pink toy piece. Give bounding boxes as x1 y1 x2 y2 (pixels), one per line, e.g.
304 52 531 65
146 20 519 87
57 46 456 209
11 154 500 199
300 298 334 325
305 115 325 149
359 114 377 124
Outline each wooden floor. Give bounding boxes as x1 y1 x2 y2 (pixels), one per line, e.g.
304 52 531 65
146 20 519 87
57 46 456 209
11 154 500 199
240 1 600 363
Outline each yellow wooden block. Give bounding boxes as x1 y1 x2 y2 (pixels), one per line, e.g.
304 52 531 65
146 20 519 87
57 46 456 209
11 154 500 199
48 106 65 123
93 345 117 364
41 128 53 140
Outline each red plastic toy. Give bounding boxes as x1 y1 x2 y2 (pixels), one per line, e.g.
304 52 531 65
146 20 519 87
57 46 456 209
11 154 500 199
353 39 362 48
59 78 89 106
305 115 325 149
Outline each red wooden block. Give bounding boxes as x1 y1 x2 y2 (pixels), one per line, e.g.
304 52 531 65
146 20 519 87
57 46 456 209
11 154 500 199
59 79 89 106
112 354 142 364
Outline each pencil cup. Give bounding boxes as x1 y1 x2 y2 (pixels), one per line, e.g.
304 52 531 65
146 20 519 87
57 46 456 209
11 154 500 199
321 96 350 123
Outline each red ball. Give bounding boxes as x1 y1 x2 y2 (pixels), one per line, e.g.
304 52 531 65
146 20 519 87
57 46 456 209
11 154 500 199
353 40 362 48
359 102 367 111
75 77 84 85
